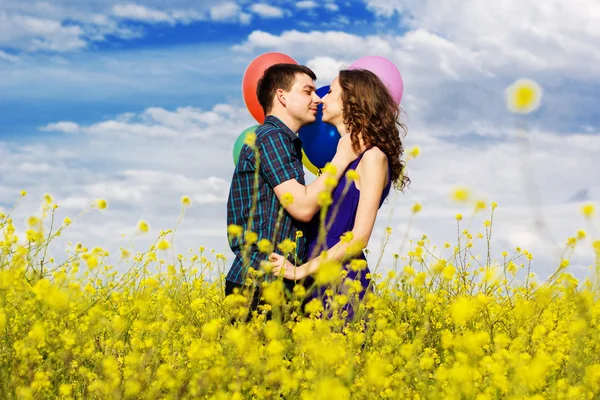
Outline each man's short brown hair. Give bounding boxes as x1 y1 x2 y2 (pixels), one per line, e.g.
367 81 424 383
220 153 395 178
256 64 317 116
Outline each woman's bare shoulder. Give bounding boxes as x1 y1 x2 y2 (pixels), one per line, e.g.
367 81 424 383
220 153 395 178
362 146 387 163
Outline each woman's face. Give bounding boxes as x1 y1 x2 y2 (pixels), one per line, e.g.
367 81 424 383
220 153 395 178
321 76 344 126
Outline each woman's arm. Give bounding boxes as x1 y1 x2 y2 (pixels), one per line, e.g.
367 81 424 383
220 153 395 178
271 147 389 280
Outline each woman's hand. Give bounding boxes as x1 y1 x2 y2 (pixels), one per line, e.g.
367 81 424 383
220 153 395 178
269 253 307 280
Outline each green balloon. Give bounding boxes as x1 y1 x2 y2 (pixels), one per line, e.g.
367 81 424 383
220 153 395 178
233 125 259 165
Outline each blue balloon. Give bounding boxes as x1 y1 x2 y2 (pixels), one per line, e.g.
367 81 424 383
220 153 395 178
299 85 340 169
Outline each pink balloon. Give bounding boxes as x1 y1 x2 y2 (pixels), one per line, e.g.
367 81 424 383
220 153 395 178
349 56 403 106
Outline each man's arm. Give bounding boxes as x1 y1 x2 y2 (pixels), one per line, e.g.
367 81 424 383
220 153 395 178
272 134 362 222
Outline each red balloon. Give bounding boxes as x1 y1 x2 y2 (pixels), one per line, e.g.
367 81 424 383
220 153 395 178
242 52 297 124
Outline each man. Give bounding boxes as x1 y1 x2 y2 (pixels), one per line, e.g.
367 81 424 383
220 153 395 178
225 63 361 317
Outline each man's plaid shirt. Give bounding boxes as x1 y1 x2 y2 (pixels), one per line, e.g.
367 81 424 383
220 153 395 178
226 115 308 285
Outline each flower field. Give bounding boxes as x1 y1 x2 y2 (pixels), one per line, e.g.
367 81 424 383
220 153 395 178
1 193 599 399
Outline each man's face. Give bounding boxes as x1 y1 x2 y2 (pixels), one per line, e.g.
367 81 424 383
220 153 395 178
283 73 321 126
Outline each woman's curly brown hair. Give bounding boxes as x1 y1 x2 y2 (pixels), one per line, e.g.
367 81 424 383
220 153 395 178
338 68 410 192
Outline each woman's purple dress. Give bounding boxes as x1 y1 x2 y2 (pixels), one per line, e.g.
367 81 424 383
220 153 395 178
303 152 391 321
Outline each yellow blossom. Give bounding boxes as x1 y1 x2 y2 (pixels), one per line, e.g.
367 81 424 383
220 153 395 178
451 187 471 203
244 132 256 147
227 224 243 237
581 203 595 219
322 162 337 176
95 198 108 210
180 195 192 206
505 78 542 114
277 238 296 254
412 202 422 213
138 219 150 233
345 169 359 181
157 239 170 251
281 192 294 206
257 238 273 253
407 145 421 159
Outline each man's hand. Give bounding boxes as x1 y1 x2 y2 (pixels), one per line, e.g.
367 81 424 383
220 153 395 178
270 253 307 280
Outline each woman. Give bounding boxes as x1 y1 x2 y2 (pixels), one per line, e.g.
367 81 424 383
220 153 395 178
270 68 410 322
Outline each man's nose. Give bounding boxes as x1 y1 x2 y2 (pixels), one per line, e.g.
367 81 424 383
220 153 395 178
313 94 322 103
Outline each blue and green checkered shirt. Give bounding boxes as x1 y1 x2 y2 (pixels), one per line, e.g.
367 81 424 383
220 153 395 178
226 115 308 284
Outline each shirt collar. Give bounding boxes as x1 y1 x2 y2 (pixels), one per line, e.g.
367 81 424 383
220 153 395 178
264 115 301 143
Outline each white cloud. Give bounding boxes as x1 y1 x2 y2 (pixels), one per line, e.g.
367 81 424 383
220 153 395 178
363 0 600 78
0 13 88 52
42 122 81 134
325 3 340 12
112 4 175 23
209 2 242 21
232 25 600 138
249 4 286 19
0 50 20 62
296 1 318 9
40 104 255 140
306 56 349 85
0 0 252 54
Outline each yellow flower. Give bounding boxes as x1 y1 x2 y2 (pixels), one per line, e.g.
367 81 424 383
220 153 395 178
411 202 422 213
505 78 542 114
281 192 294 206
322 162 337 176
95 198 108 210
450 296 477 324
82 253 98 269
137 220 150 233
42 193 53 204
244 231 258 245
180 195 192 206
157 239 170 251
325 177 338 189
318 191 333 207
244 132 256 147
456 213 463 221
59 384 73 397
316 260 342 285
407 145 421 159
277 238 296 254
451 187 471 203
581 203 595 219
263 281 285 306
345 169 359 181
227 224 243 237
349 259 367 271
257 238 273 253
20 190 27 197
27 216 41 228
340 231 354 243
475 200 486 212
63 217 72 226
295 230 303 239
443 264 455 280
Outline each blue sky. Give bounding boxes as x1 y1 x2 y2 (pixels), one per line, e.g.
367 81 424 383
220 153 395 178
1 0 599 280
1 1 401 137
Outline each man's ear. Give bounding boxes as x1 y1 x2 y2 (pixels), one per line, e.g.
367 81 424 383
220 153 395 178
276 89 286 107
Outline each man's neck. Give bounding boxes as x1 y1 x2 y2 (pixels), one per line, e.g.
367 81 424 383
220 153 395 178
266 112 301 133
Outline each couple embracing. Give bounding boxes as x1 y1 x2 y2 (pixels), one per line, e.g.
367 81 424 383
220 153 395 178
225 62 409 322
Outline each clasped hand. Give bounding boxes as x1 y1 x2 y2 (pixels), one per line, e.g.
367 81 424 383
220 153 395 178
269 253 307 280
